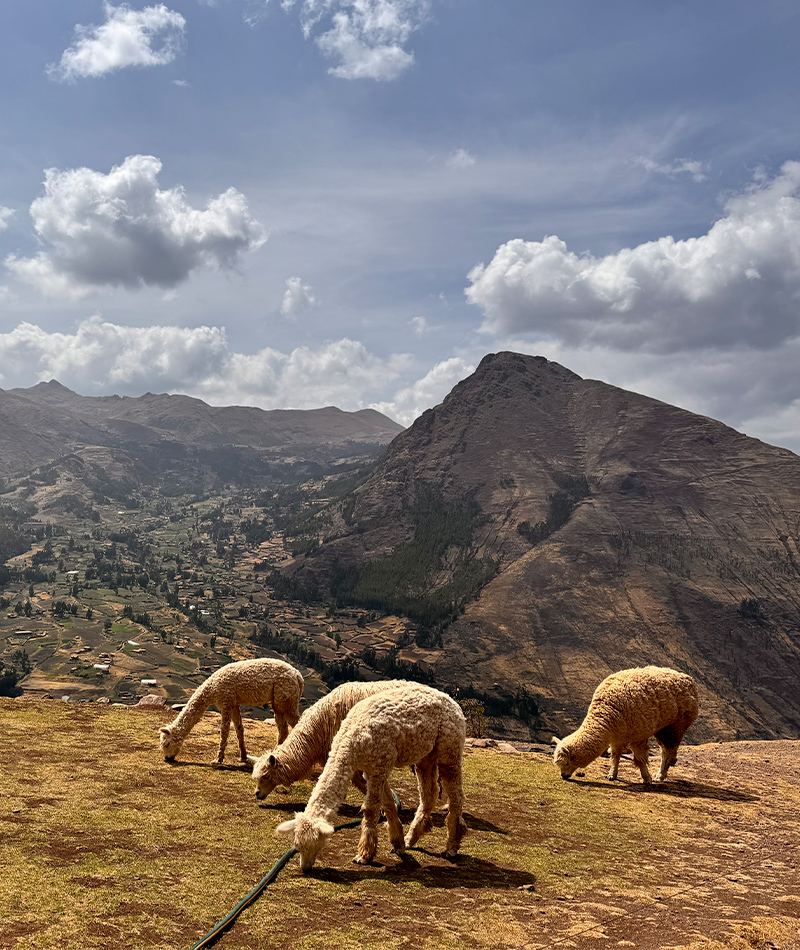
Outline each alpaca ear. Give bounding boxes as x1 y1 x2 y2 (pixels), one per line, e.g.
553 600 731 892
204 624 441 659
276 819 297 834
315 819 334 837
159 727 170 736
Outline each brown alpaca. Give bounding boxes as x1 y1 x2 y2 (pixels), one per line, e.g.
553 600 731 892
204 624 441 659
554 666 699 784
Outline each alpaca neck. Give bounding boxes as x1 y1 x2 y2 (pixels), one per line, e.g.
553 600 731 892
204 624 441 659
276 709 326 783
305 738 356 822
171 682 213 741
570 719 612 768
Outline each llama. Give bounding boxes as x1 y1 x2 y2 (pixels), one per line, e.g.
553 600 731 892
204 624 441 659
553 665 699 784
159 658 303 764
252 679 408 799
276 684 467 871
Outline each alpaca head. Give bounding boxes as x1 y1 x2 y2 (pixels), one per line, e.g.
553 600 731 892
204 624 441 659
159 726 181 761
276 813 335 872
252 752 284 800
553 736 575 779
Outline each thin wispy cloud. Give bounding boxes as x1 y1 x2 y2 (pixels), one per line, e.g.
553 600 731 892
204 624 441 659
5 155 266 298
0 207 13 231
48 2 186 81
633 156 709 183
446 148 476 169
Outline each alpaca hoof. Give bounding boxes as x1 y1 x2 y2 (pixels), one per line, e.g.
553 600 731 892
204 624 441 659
442 849 458 860
391 845 406 855
353 854 374 865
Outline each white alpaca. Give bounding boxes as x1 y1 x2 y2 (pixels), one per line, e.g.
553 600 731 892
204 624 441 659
553 665 699 784
277 685 467 871
159 658 303 764
252 679 408 799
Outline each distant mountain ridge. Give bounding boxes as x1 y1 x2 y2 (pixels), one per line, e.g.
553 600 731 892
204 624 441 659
0 381 404 482
286 351 800 742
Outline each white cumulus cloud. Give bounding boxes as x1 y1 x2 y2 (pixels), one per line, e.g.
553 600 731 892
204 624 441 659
373 356 474 426
280 276 316 317
5 155 266 298
48 3 186 81
466 161 800 354
0 206 13 231
281 0 428 80
0 318 407 412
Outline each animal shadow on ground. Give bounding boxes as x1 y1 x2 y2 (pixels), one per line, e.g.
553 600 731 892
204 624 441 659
257 801 364 816
395 808 508 836
309 852 536 890
166 760 254 772
258 802 508 836
570 777 757 803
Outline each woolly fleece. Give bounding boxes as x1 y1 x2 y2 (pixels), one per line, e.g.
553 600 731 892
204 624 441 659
159 658 303 764
277 684 467 871
553 665 699 784
252 678 408 799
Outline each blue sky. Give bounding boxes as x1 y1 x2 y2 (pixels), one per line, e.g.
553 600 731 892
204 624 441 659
2 1 800 451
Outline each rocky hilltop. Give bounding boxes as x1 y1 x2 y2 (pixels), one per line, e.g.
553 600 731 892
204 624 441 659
287 351 800 742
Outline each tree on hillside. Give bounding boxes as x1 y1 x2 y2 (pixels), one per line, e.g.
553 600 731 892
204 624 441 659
11 649 32 677
0 662 21 697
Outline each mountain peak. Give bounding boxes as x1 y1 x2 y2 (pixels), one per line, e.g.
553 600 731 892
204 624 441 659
285 350 800 744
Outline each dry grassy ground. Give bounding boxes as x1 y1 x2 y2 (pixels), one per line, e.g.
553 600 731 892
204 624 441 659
1 698 798 950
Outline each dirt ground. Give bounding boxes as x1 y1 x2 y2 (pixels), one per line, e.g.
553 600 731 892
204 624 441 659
518 739 800 949
1 700 798 950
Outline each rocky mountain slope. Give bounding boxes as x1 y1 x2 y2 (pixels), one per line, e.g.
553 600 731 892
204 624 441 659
0 380 404 489
286 351 800 742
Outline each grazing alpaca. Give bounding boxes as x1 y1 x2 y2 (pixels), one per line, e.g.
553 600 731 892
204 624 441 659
159 658 303 764
277 685 467 871
553 665 699 784
252 679 409 799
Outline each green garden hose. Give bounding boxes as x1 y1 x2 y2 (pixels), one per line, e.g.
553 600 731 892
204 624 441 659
188 793 400 950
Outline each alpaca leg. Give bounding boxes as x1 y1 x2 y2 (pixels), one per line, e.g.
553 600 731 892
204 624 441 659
404 757 438 849
380 780 406 854
355 775 383 864
435 766 449 809
274 712 290 745
630 740 653 784
286 702 301 729
438 762 467 859
216 710 231 764
352 771 368 795
232 706 247 763
607 744 623 781
654 721 688 781
654 741 678 782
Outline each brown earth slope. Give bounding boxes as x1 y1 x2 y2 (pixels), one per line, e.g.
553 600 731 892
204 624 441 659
287 351 800 742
